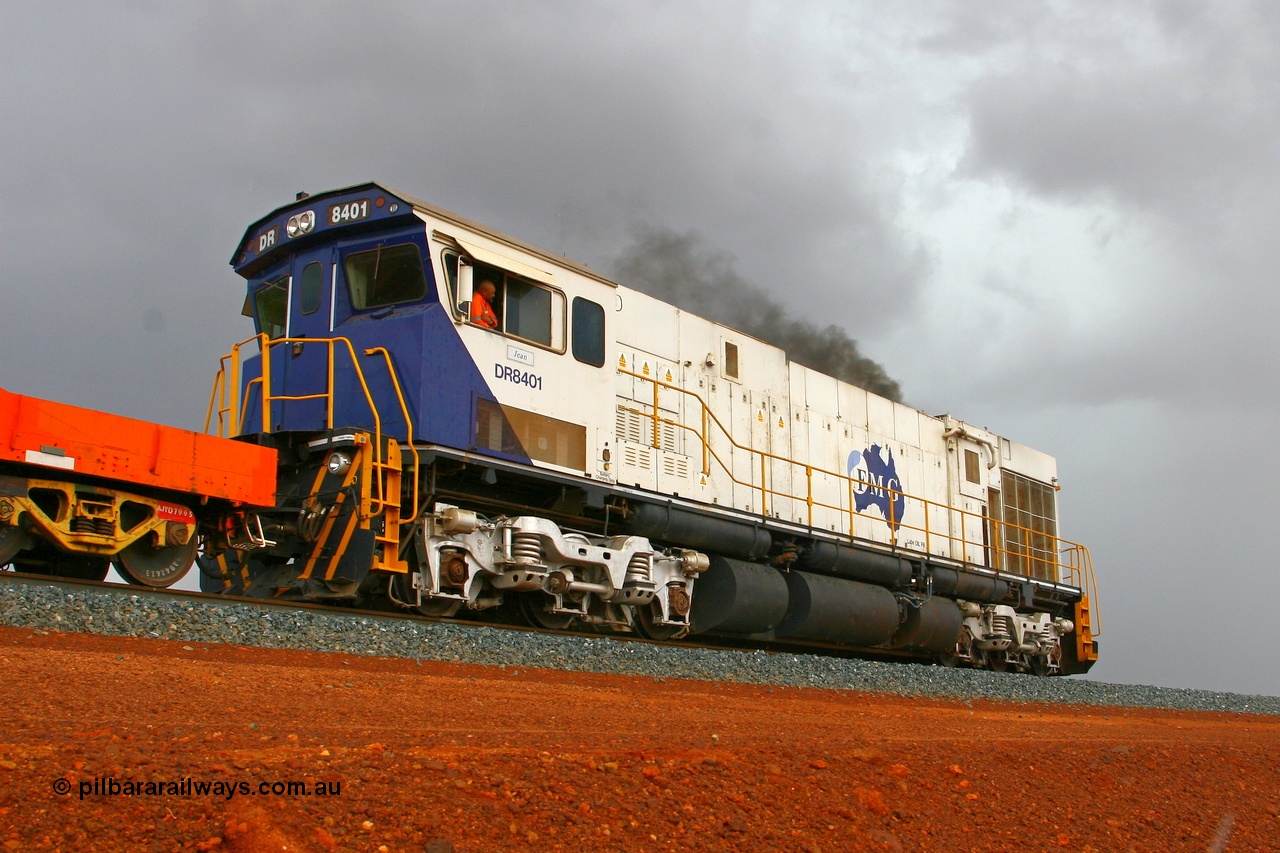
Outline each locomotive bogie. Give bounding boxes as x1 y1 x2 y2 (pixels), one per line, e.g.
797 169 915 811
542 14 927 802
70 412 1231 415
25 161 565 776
953 603 1074 675
405 503 707 636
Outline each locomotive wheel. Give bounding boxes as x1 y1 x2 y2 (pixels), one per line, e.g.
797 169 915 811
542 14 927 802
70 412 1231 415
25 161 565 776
939 632 974 668
986 652 1009 673
115 536 197 588
389 573 462 617
0 526 33 566
1029 655 1052 677
634 602 684 641
195 550 251 595
517 592 575 630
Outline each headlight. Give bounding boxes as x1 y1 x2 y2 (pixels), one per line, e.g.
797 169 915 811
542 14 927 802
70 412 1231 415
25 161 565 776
326 451 352 476
286 210 316 238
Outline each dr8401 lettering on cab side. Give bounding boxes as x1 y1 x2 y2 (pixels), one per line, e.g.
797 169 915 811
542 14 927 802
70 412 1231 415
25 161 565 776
197 183 1098 675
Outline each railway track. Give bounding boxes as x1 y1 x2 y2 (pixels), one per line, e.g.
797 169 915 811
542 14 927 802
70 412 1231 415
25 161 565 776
3 566 1277 715
0 565 958 667
0 567 731 656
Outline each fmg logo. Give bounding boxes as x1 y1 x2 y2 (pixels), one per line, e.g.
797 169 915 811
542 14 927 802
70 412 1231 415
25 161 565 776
848 445 905 532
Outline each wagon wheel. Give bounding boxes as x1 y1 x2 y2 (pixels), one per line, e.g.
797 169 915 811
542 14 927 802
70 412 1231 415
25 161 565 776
6 537 110 581
114 536 198 588
986 651 1009 673
517 592 575 630
1029 654 1052 677
0 526 33 566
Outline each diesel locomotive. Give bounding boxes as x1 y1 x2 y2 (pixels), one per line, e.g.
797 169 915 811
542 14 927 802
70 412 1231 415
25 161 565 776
2 183 1099 675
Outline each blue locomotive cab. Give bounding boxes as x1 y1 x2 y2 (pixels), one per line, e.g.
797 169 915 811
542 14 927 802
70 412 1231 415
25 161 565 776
224 183 613 476
230 186 439 441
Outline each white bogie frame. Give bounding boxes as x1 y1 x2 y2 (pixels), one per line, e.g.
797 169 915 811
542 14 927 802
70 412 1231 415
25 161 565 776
956 602 1073 674
406 504 705 633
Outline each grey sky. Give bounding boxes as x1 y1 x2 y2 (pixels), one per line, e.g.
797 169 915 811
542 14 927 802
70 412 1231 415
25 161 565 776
2 2 1275 695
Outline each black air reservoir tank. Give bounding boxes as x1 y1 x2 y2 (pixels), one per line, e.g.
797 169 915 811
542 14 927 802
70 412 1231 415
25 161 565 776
624 503 772 561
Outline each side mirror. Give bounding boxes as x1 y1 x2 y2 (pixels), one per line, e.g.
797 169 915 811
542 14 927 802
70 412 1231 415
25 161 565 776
457 258 474 317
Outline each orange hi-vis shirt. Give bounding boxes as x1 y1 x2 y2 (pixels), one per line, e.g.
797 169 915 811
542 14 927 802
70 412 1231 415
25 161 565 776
470 293 498 328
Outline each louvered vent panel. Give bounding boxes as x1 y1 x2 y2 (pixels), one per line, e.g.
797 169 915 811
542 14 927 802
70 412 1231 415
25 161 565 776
662 455 689 478
615 406 646 444
623 444 652 470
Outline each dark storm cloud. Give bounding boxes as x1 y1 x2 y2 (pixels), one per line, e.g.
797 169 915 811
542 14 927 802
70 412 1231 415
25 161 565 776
954 1 1280 221
961 61 1272 212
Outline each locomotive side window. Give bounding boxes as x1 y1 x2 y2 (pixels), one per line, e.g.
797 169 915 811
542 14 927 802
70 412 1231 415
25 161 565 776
344 243 427 310
964 449 981 485
724 341 740 379
254 277 289 340
571 297 605 367
505 278 554 346
298 262 323 316
476 398 587 470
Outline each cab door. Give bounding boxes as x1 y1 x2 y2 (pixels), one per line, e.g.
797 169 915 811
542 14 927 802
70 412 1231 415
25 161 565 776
951 436 991 566
271 247 334 430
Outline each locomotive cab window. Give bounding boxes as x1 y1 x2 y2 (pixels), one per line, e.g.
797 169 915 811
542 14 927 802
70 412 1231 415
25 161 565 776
442 249 461 305
442 251 506 332
446 252 566 351
344 243 426 310
254 277 289 340
298 262 324 316
504 277 555 346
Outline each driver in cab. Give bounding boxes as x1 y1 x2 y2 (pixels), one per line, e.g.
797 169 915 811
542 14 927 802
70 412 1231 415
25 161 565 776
471 279 499 329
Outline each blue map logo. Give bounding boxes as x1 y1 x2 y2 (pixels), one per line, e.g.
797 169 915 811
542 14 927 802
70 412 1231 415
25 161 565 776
848 445 904 532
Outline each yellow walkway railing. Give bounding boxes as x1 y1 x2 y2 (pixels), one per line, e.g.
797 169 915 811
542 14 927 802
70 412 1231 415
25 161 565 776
619 365 1100 640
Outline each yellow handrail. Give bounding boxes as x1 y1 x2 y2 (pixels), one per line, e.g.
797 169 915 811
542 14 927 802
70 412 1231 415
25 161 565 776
619 366 1099 634
363 346 421 525
206 334 418 522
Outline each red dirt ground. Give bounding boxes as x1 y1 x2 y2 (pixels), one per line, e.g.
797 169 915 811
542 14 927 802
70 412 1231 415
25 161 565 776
0 625 1276 852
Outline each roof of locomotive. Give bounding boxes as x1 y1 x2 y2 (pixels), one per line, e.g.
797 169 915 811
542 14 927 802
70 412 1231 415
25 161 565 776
233 182 617 289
